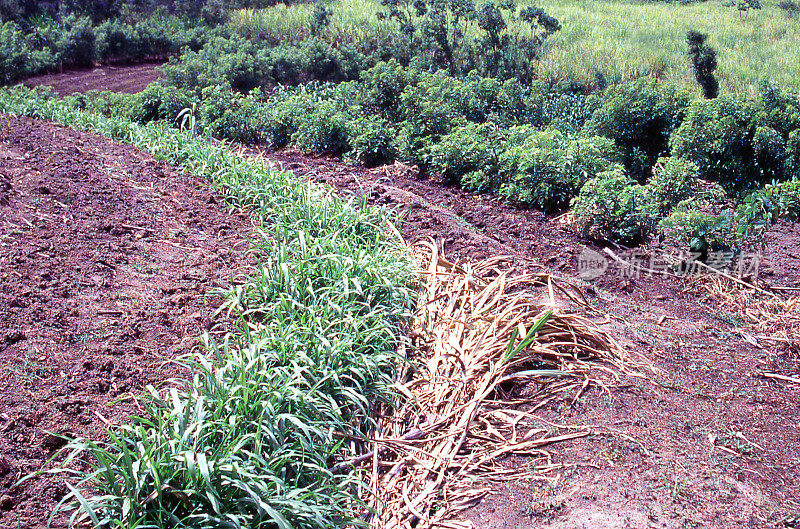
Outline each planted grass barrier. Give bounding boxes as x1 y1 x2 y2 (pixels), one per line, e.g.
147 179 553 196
1 85 634 528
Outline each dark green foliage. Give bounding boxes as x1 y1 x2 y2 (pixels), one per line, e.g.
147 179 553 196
292 99 352 153
572 165 660 243
377 0 559 80
51 14 97 68
687 30 718 99
348 115 397 166
358 59 414 121
81 88 139 119
584 78 691 180
0 21 28 84
779 0 800 14
131 82 195 123
163 35 270 93
648 156 699 213
300 37 346 82
659 184 734 253
262 87 316 147
499 128 618 212
200 85 265 143
428 121 504 188
311 2 332 36
670 96 768 188
723 0 761 11
397 69 466 167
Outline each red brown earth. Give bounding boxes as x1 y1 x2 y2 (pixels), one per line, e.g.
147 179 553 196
0 115 253 528
22 63 163 96
18 68 800 528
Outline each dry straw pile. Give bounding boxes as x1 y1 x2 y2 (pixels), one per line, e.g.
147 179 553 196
353 241 639 529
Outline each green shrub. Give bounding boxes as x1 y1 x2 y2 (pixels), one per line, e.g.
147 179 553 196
397 69 466 168
347 115 396 166
262 88 317 148
732 178 800 245
659 184 734 253
428 121 504 190
669 95 776 188
0 21 30 85
83 89 139 120
54 14 97 68
95 19 138 61
291 99 352 154
163 35 270 93
266 43 304 85
648 156 699 213
572 165 660 243
201 85 265 144
359 59 415 122
299 37 345 82
584 78 691 180
499 128 618 212
460 72 502 123
131 83 196 124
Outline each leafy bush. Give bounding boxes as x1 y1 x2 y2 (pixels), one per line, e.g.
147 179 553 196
82 89 139 120
95 19 137 61
572 165 660 243
584 78 691 180
670 95 773 189
359 59 415 122
348 115 397 166
131 83 196 124
659 184 734 253
397 69 466 167
428 121 504 189
732 178 800 245
53 14 97 68
648 156 699 213
498 128 618 212
262 88 317 147
0 21 30 85
687 30 719 99
163 35 270 93
200 85 265 144
291 99 352 154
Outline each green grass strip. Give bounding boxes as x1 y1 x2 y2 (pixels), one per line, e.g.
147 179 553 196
0 84 417 529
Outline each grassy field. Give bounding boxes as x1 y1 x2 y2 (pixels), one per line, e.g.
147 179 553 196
231 0 800 96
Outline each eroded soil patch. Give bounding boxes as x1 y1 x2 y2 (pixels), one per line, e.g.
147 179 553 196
0 115 252 528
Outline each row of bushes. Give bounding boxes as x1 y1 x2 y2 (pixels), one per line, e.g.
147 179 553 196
0 11 219 84
76 57 800 249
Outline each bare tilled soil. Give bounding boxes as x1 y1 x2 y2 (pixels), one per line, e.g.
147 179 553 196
23 63 162 96
263 148 800 529
0 115 253 528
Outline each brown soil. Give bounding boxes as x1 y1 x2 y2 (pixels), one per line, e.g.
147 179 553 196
23 63 162 96
0 115 253 528
263 148 800 529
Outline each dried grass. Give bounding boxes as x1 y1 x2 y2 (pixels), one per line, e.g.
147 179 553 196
357 241 640 528
701 276 800 351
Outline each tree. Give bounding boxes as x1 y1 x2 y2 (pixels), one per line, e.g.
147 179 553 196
687 31 719 99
